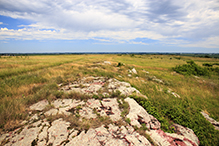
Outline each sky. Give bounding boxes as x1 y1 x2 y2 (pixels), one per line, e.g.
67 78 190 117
0 0 219 53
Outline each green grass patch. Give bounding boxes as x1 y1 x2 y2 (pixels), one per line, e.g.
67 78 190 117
173 60 210 76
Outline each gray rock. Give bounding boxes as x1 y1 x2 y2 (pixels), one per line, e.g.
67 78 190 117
38 126 48 146
0 134 7 144
146 124 200 146
171 92 180 98
58 107 72 116
65 131 87 146
143 70 150 74
47 118 70 145
107 78 145 97
66 124 151 146
29 113 39 122
21 120 28 125
131 68 138 74
125 97 160 129
172 123 199 146
52 99 73 108
101 98 121 121
104 61 111 65
201 111 219 130
5 124 41 146
79 106 97 119
29 99 49 111
68 129 79 141
86 99 101 108
44 108 58 116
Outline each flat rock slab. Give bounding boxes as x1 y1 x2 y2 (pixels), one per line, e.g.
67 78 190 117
47 118 70 145
66 124 151 146
44 108 58 116
4 121 42 146
59 77 147 98
29 99 49 111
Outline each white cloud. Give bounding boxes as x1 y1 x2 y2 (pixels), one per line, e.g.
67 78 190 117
0 0 219 48
181 36 219 48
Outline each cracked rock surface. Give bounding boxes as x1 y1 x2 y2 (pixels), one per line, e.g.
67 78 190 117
0 77 199 146
59 76 147 98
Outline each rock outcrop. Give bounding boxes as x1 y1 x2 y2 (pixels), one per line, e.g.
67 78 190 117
59 76 147 98
0 77 199 146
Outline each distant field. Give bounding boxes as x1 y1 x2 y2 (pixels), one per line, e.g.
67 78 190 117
0 54 219 145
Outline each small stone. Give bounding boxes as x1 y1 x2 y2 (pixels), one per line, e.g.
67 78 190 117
103 61 111 65
131 68 137 74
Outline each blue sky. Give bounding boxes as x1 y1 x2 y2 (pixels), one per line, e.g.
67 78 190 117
0 0 219 53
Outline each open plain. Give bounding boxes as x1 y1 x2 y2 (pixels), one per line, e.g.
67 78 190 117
0 54 219 146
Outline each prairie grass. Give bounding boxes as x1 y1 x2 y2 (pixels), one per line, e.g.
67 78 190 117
0 54 219 145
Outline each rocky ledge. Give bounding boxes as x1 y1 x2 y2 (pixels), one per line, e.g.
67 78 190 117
59 76 147 98
0 77 200 146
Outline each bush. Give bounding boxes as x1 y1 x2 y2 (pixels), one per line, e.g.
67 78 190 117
117 62 124 67
203 63 213 67
173 60 210 76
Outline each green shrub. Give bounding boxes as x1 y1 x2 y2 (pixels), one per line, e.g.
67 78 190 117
173 60 210 76
117 62 124 67
203 63 213 67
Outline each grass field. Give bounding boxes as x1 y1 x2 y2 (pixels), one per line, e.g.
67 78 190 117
0 54 219 145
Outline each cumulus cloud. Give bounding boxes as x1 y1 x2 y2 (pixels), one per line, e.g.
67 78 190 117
0 0 219 48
